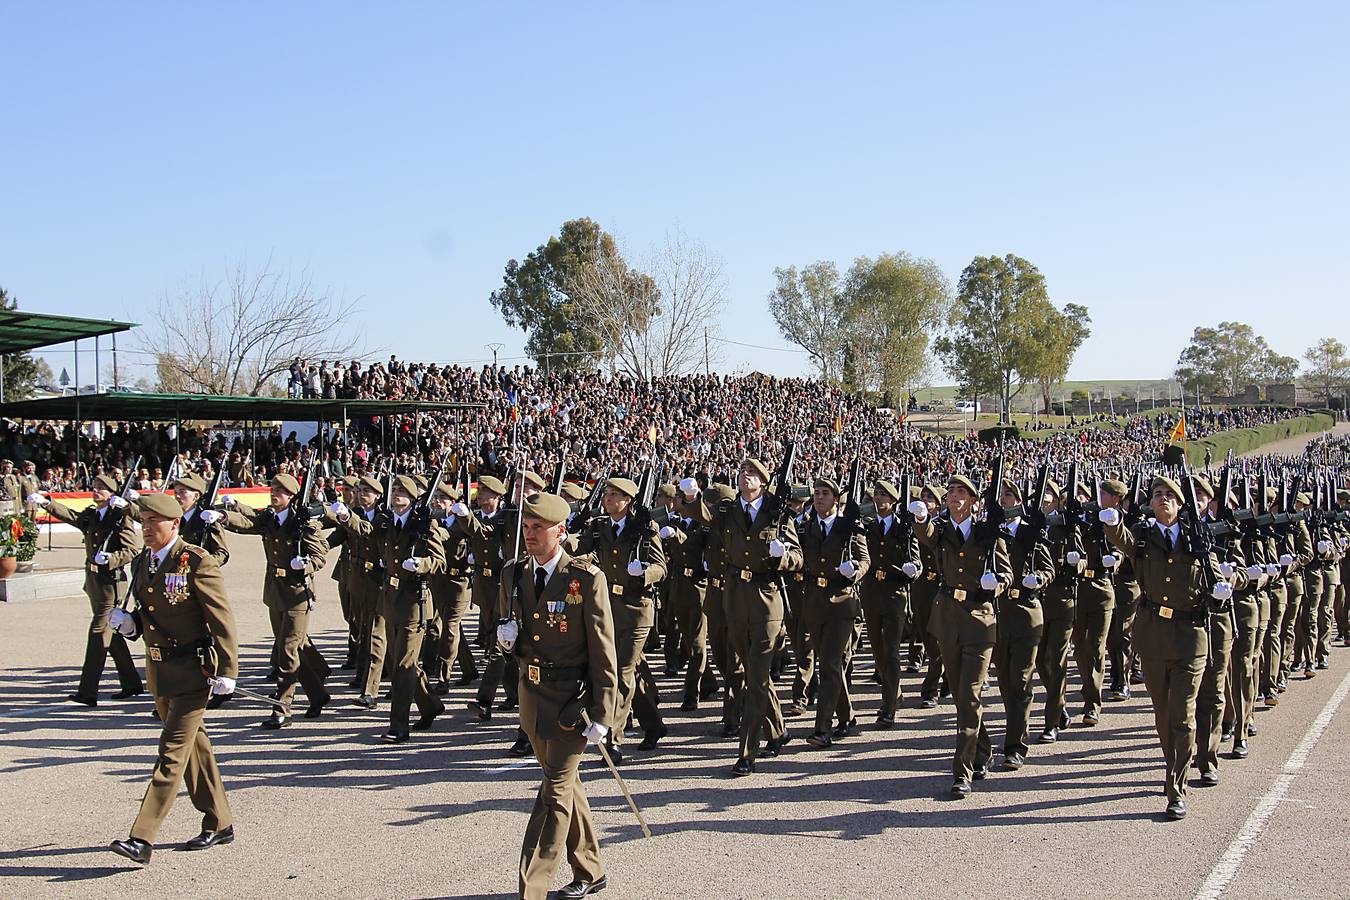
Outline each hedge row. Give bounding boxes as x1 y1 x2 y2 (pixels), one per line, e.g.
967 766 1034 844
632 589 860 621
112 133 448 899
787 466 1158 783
1186 412 1336 467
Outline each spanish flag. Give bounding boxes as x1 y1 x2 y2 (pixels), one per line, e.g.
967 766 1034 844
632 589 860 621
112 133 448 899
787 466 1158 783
1168 411 1186 445
755 405 763 434
833 412 843 436
511 403 520 424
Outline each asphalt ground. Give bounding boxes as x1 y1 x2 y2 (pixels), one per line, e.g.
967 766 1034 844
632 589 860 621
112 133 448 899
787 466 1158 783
3 474 1350 898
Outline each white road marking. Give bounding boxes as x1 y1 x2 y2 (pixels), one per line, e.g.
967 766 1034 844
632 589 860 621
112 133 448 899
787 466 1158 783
1195 666 1350 899
0 703 78 719
486 761 535 774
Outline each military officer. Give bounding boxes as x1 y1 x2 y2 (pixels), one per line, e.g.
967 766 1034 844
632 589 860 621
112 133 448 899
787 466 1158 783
32 475 145 705
701 482 744 738
1037 481 1081 744
105 492 239 866
1103 479 1140 702
327 474 361 669
219 474 330 727
0 458 21 515
19 460 40 522
456 474 515 722
493 492 618 900
657 495 721 711
1192 476 1246 786
860 480 922 727
912 484 947 708
330 475 387 702
1223 482 1269 760
424 481 479 692
1073 480 1119 726
783 484 815 717
679 459 803 775
909 473 1013 797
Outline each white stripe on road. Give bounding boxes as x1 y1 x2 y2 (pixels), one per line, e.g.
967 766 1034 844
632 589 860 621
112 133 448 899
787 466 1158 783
487 761 535 774
0 703 78 718
1195 667 1350 899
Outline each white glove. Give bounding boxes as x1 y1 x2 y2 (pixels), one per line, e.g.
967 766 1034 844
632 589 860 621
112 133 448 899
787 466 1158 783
222 494 238 508
402 558 420 572
839 560 857 578
329 501 349 519
1101 554 1118 568
289 555 306 570
1099 507 1121 526
1218 562 1235 578
583 720 609 745
980 572 999 591
1246 565 1264 580
108 496 128 510
907 500 928 522
659 525 676 539
467 552 475 565
627 559 646 577
679 477 699 500
1022 574 1042 590
209 676 235 696
126 489 140 502
496 620 519 650
109 607 136 636
1265 563 1280 576
1279 553 1294 568
27 492 49 506
451 502 470 517
92 551 111 565
200 509 223 525
901 562 919 578
1211 582 1234 601
1066 551 1081 565
1317 540 1331 555
498 547 504 559
768 539 786 558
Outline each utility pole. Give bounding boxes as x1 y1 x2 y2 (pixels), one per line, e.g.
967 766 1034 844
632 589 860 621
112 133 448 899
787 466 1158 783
484 342 504 370
703 327 710 376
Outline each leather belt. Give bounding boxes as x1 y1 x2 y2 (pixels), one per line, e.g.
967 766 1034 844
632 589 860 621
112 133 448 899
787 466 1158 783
732 566 775 583
146 644 196 662
526 662 586 685
874 570 888 581
1139 596 1205 624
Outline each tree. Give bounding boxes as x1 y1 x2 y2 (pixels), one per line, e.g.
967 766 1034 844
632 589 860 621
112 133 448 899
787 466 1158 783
567 241 660 379
936 254 1055 422
767 262 849 384
840 252 951 399
1303 337 1350 406
1025 302 1092 414
1174 321 1293 397
0 287 52 400
644 229 728 378
489 218 620 372
140 257 361 396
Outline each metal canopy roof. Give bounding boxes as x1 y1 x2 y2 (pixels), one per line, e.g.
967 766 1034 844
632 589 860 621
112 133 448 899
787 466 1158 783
0 393 481 422
0 310 137 355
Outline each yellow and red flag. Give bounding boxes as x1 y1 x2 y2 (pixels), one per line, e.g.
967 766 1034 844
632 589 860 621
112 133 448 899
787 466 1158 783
1168 411 1187 445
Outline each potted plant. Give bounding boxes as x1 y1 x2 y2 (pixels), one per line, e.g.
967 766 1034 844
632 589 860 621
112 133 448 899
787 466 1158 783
0 512 37 578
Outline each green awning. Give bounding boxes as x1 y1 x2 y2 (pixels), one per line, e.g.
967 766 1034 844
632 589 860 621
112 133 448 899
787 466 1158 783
0 310 136 355
0 392 481 423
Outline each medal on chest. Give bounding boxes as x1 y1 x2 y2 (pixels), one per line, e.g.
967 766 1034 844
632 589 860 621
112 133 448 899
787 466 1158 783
165 551 191 605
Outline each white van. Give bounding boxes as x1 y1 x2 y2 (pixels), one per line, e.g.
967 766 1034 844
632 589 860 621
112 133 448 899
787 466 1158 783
954 400 982 414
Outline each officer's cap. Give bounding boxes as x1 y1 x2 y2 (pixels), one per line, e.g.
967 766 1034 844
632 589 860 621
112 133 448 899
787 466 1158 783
139 492 184 520
522 492 570 525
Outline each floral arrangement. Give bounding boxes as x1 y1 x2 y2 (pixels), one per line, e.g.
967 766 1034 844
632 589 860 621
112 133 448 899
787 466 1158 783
0 513 38 562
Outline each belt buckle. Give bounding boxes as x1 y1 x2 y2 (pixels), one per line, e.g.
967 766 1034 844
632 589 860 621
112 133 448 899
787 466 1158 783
1009 588 1020 598
364 561 374 571
89 563 98 572
274 567 286 578
1158 605 1174 619
816 577 829 588
952 588 967 601
684 567 694 577
711 578 722 588
528 664 541 685
1085 569 1096 579
612 583 625 596
389 575 400 588
876 571 887 581
148 646 162 661
482 566 492 577
740 569 752 582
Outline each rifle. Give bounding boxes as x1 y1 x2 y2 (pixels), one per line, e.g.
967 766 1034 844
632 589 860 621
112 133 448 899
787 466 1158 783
383 459 395 510
841 439 864 521
1180 472 1216 593
772 440 799 618
550 458 567 496
410 448 452 536
99 455 142 555
1020 464 1052 582
201 460 226 524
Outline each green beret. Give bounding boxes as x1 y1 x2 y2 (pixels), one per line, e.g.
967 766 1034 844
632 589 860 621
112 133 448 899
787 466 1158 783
741 458 771 483
607 477 640 499
93 474 120 492
173 473 207 494
358 475 383 495
656 483 677 499
947 474 978 496
342 474 359 488
1101 479 1128 498
1001 479 1023 501
1192 476 1214 499
478 476 507 496
437 481 462 500
813 477 842 496
789 484 812 502
873 480 900 501
709 483 738 502
272 473 301 495
522 492 570 525
138 492 184 519
560 482 588 501
522 470 547 491
1265 487 1279 504
393 475 420 497
1151 476 1183 499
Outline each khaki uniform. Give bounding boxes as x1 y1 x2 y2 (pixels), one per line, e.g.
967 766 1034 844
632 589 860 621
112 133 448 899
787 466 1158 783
1073 520 1118 720
457 507 517 710
662 516 720 707
222 505 330 714
124 538 239 843
785 513 814 709
46 500 145 699
703 518 743 733
860 514 921 720
683 490 803 761
1195 520 1248 777
1038 519 1080 734
997 520 1056 758
912 539 945 701
424 512 478 686
510 551 619 900
1260 528 1286 697
915 514 1013 781
1280 519 1315 675
798 512 870 735
1224 526 1268 746
0 470 21 515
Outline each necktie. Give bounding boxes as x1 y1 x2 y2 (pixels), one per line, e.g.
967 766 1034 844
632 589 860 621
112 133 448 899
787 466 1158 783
744 503 755 530
612 522 620 540
1164 527 1174 552
882 518 890 538
535 565 547 597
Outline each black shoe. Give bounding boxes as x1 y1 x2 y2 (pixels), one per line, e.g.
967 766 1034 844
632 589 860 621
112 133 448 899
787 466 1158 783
906 661 921 673
720 723 739 739
1247 722 1257 737
466 700 492 721
832 717 857 739
1199 770 1220 787
558 874 609 898
110 837 152 864
637 724 668 751
351 694 377 710
699 680 720 702
264 669 279 682
432 680 451 696
1166 799 1187 820
304 692 330 719
603 742 624 765
876 712 895 728
182 825 234 851
950 778 971 798
411 703 445 732
806 730 832 748
679 697 699 712
379 729 410 744
339 660 356 671
1039 728 1058 744
783 702 805 718
1081 711 1099 727
1233 740 1249 759
731 757 755 776
499 699 518 712
1317 658 1330 670
1003 752 1025 771
111 687 144 700
67 693 98 707
1104 686 1128 702
1058 710 1069 730
920 697 938 709
508 736 534 757
763 733 792 757
456 670 480 687
260 713 291 729
972 763 990 781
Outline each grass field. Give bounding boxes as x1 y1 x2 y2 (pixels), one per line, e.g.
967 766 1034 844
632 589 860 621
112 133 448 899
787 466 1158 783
910 379 1184 413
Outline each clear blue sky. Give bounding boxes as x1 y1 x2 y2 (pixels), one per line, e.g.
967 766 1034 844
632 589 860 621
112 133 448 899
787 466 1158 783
3 3 1347 388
